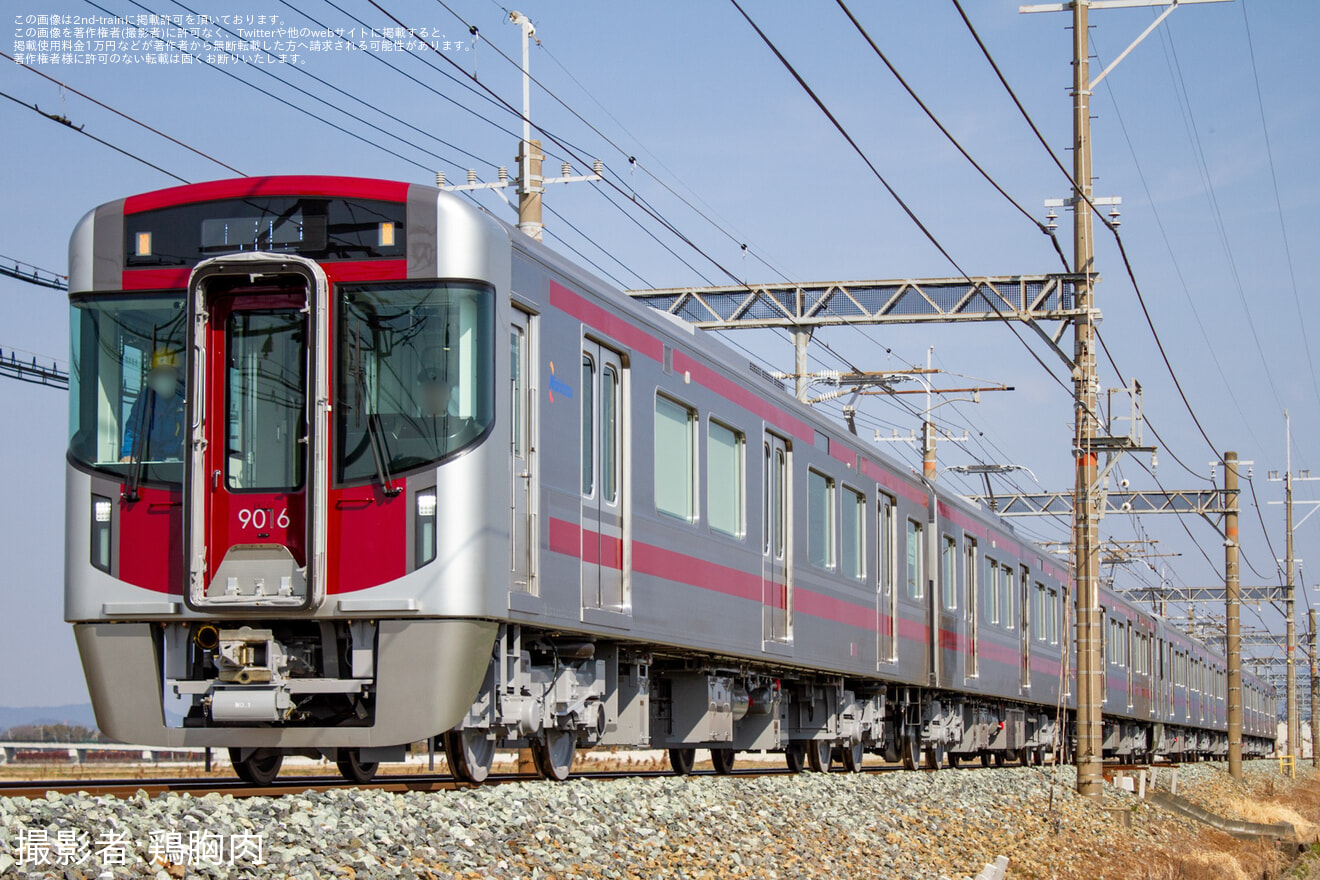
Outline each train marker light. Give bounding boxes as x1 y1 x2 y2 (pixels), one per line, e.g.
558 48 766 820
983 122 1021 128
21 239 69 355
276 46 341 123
378 222 395 247
90 494 112 573
415 490 438 567
134 232 152 257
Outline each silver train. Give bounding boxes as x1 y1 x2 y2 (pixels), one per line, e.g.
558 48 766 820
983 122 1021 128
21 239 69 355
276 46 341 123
64 176 1276 783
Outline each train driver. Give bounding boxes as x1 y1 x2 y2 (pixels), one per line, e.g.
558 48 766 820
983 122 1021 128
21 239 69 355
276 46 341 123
120 347 186 462
418 367 460 418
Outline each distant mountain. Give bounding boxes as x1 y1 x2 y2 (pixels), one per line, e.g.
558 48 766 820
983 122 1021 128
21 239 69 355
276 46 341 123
0 703 97 733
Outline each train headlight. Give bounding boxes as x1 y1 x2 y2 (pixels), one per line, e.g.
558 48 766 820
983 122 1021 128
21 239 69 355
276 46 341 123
90 494 113 573
415 489 437 568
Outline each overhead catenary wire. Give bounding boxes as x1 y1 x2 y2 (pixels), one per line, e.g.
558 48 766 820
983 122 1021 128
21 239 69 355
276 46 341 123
0 88 190 184
1091 41 1267 458
77 0 445 177
725 0 1088 416
1156 20 1289 418
1238 0 1320 415
1 51 245 176
368 0 756 292
951 0 1225 466
136 0 494 173
832 0 1070 272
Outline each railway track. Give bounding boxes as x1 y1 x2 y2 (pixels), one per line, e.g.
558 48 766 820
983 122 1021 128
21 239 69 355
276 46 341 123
1 753 1155 800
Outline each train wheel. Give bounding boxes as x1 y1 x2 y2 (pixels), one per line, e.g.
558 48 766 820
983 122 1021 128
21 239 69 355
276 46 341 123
335 749 379 785
536 730 575 782
992 750 1005 767
785 742 807 773
979 751 992 768
668 747 696 776
925 742 944 771
901 734 920 771
443 730 495 785
806 739 833 773
841 742 864 773
229 748 283 786
1029 748 1043 767
711 748 736 775
947 751 961 769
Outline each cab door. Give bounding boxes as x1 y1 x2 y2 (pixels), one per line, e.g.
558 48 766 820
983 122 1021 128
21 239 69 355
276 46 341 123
184 255 329 610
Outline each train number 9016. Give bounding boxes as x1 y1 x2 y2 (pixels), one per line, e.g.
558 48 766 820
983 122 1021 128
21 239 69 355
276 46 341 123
236 508 291 530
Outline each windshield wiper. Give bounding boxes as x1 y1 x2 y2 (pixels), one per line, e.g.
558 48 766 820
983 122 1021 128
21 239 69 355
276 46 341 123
123 392 154 503
365 412 401 497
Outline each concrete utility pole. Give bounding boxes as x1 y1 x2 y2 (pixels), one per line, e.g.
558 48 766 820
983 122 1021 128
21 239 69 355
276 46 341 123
1021 0 1234 800
1286 457 1297 764
1268 410 1320 764
435 13 599 236
510 11 544 241
1225 452 1242 780
1068 0 1105 802
1310 608 1318 767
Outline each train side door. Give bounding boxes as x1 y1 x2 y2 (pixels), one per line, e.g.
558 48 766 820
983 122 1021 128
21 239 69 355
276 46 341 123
510 310 536 596
184 256 328 610
965 538 979 679
1126 622 1135 711
763 433 792 644
580 342 627 613
876 492 896 665
1020 565 1031 691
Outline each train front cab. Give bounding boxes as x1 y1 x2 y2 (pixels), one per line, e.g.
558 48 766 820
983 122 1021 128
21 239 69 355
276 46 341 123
65 180 513 780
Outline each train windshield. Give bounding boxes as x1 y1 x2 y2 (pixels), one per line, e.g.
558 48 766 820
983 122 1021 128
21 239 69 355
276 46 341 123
68 294 188 485
336 281 494 483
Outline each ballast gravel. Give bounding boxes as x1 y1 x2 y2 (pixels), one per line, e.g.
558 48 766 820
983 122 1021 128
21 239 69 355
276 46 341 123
0 763 1265 880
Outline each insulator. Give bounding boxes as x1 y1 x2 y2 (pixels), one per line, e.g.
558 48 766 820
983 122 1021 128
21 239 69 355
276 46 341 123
498 166 508 183
561 162 572 177
435 171 446 187
592 160 603 175
467 168 478 185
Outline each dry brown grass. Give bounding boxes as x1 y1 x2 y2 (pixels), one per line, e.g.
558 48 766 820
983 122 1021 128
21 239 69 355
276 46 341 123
1101 831 1288 880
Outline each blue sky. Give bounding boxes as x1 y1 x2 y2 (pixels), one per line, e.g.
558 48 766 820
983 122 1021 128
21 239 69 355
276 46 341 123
2 0 1317 707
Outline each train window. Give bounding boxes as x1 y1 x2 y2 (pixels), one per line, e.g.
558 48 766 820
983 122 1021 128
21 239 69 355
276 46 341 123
842 487 865 579
986 558 1001 625
125 196 406 267
905 519 924 599
808 470 836 570
941 536 957 611
964 538 978 621
655 395 696 522
708 420 744 538
1033 583 1046 641
68 294 187 485
226 309 306 491
335 282 494 483
582 355 595 496
1048 588 1060 645
997 564 1008 625
878 493 896 596
602 365 618 504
